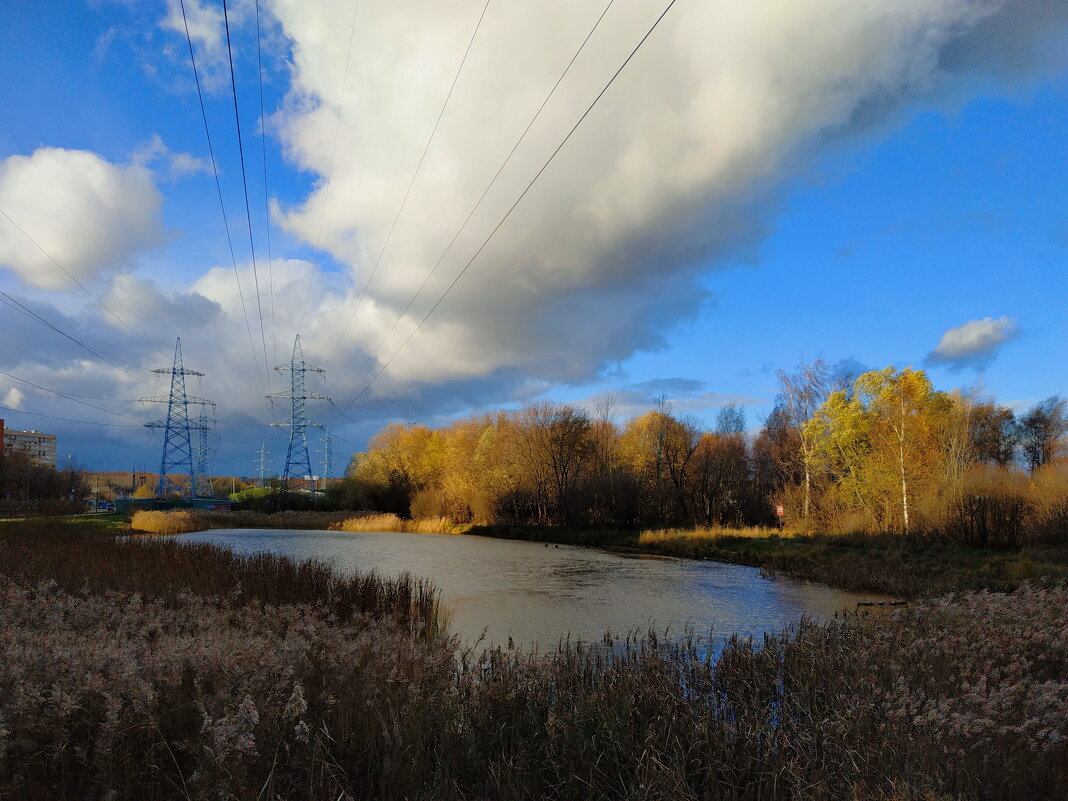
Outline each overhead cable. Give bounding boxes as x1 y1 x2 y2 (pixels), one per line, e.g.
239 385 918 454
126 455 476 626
330 0 679 422
177 0 269 398
0 206 166 358
222 0 272 387
327 0 616 402
319 0 493 360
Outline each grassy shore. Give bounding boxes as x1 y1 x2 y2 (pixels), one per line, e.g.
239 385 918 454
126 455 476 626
48 508 1068 598
468 524 1068 598
0 517 1064 800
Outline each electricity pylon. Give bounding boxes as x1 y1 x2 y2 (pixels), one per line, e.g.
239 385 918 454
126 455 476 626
255 443 272 487
316 430 340 492
192 400 217 498
140 338 213 500
268 335 329 494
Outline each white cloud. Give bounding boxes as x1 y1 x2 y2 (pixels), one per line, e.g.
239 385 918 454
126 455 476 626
927 316 1020 369
2 387 24 409
0 147 165 289
263 0 1067 402
160 0 225 73
131 134 210 181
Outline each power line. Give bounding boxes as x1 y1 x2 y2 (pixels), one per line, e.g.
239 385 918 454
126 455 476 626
295 0 361 336
0 404 143 428
0 206 166 358
254 0 277 367
327 0 615 402
330 0 679 422
0 290 158 390
177 0 268 399
222 0 272 387
320 0 493 360
0 368 146 423
0 118 170 360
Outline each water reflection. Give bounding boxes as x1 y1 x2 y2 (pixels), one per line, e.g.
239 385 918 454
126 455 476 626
180 528 887 649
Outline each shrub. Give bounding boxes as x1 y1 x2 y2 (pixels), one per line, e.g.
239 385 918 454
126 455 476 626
130 509 202 534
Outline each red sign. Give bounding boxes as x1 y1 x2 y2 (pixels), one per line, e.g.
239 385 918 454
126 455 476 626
775 505 784 517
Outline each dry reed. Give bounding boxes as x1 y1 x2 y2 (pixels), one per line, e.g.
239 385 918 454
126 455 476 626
130 508 361 534
1 520 1064 800
330 513 464 534
639 525 799 543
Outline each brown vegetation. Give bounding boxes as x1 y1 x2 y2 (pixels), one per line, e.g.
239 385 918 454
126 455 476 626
130 508 361 534
330 512 464 534
335 366 1066 549
0 449 87 516
0 520 1064 800
0 520 439 633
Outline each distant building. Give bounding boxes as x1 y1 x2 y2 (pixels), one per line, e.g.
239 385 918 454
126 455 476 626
2 424 58 468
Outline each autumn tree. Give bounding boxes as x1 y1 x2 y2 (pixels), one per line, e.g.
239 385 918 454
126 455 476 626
519 402 594 525
847 368 941 533
776 359 830 528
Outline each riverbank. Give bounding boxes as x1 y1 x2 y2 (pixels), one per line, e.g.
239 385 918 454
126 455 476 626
114 507 1068 598
468 524 1068 598
1 517 1065 800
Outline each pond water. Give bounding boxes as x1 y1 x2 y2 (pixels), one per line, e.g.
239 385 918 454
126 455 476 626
180 528 885 649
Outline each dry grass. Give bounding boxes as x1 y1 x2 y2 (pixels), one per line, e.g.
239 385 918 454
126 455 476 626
1 519 1064 800
330 513 467 534
130 508 362 534
129 509 203 534
0 520 440 634
639 525 801 543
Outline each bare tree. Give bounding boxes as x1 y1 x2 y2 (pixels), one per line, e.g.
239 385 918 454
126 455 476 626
520 402 594 525
776 359 830 526
1018 396 1067 473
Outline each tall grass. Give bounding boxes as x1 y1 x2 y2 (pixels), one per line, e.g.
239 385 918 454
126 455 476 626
330 513 465 534
0 520 440 634
130 508 465 535
1 521 1064 799
640 525 799 543
130 508 358 533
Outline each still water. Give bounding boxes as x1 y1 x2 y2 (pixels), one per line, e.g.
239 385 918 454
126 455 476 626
181 529 883 649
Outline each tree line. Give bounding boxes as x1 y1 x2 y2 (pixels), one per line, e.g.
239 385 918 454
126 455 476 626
331 362 1066 544
0 449 88 515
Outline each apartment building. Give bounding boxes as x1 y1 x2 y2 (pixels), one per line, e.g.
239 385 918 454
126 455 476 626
1 421 58 468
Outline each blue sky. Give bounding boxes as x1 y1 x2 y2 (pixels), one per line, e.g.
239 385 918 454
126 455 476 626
0 0 1066 476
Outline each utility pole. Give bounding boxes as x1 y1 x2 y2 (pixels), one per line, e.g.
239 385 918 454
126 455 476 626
140 338 214 501
268 336 329 496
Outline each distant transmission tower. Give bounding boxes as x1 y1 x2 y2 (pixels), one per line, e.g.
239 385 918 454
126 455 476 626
192 398 217 499
140 338 213 500
268 335 329 493
255 443 272 487
316 430 339 490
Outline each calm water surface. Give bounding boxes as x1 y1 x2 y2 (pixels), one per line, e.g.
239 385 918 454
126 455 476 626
181 528 885 649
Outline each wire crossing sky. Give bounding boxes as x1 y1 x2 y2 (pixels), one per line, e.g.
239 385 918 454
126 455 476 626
0 0 1066 473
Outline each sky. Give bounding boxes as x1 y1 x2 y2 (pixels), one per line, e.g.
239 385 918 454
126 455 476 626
0 0 1066 477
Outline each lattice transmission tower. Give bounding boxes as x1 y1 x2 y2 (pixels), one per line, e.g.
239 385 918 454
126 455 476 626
255 443 272 487
268 335 329 493
192 394 218 499
316 430 340 493
140 338 214 500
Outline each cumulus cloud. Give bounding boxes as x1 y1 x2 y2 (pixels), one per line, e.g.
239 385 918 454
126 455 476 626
0 147 165 289
11 0 1068 471
927 316 1019 369
131 134 209 181
2 387 24 409
262 0 1068 405
159 0 226 77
